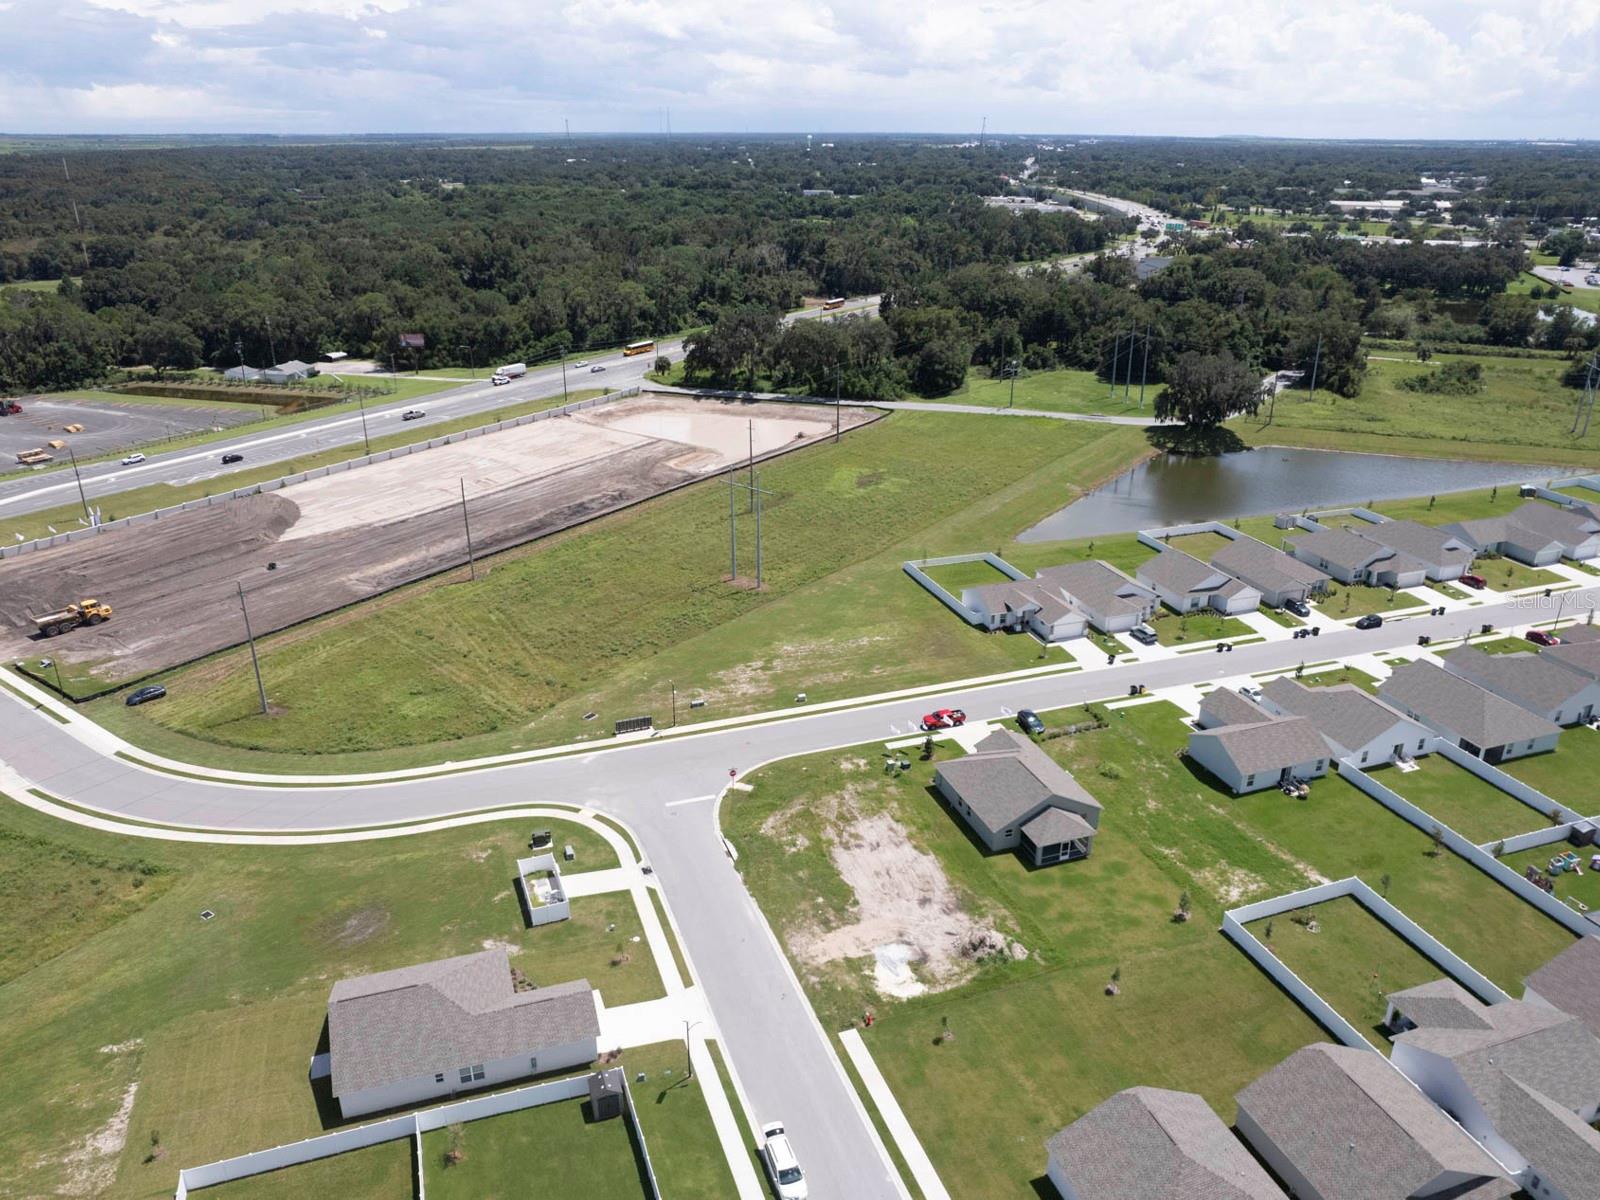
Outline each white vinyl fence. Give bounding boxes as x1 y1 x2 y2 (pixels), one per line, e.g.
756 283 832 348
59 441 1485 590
902 552 1027 624
4 390 635 561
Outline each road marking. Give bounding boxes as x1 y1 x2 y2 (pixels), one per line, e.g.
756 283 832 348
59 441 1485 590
664 794 716 808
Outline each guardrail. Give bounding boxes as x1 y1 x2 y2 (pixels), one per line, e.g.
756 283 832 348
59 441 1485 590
3 389 636 561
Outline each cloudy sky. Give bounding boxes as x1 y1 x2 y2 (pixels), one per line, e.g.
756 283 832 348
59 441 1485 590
3 0 1598 137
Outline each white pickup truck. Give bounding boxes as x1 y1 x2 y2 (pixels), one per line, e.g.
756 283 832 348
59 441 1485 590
491 361 527 385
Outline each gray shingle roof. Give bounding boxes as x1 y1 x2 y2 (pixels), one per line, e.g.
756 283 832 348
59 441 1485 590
1045 1087 1284 1200
1210 536 1329 592
1365 519 1474 569
1442 645 1594 715
1259 677 1418 756
1236 1043 1510 1200
1546 639 1600 680
1509 500 1600 543
1390 983 1600 1198
1021 806 1095 846
1526 937 1600 1040
1442 515 1557 555
1190 715 1329 775
969 580 1042 615
1199 687 1266 729
1286 527 1390 572
936 730 1101 834
1137 549 1230 596
1387 978 1494 1031
1034 559 1155 620
328 949 598 1097
1379 660 1561 749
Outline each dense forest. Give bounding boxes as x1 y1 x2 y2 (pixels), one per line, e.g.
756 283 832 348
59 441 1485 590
0 135 1595 405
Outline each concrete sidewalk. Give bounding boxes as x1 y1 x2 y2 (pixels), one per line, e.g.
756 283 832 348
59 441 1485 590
839 1029 950 1200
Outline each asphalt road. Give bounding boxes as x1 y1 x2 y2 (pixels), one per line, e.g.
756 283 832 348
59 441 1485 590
0 297 881 520
4 588 1591 1199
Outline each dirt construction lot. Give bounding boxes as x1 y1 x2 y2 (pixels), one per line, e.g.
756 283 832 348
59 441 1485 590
0 394 873 687
0 396 260 462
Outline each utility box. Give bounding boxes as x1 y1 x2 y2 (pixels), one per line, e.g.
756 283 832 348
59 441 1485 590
529 829 552 850
563 843 575 862
614 714 653 736
589 1068 626 1121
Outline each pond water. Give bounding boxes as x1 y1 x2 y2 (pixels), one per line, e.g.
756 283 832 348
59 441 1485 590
1018 446 1564 542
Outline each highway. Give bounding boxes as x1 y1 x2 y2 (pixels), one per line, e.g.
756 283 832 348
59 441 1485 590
4 588 1591 1199
0 296 880 519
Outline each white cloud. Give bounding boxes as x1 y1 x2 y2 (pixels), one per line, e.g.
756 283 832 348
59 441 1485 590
0 0 1595 134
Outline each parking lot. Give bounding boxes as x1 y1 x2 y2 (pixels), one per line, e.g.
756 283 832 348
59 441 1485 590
0 395 261 464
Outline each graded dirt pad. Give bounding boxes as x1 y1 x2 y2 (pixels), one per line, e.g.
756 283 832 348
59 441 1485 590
0 397 259 461
0 394 872 685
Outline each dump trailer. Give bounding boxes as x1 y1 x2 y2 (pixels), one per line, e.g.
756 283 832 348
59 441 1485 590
34 599 113 637
0 400 20 416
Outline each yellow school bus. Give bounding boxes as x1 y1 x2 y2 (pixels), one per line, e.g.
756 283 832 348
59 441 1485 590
623 340 657 357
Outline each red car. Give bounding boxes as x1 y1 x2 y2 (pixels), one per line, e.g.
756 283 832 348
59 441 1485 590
921 708 967 731
1526 629 1560 647
1459 573 1487 590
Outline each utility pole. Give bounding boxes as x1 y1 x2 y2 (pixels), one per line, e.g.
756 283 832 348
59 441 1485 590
66 447 90 522
1108 330 1123 400
670 679 677 728
834 362 842 442
747 420 755 514
754 468 763 588
727 467 738 579
459 478 477 581
265 314 278 369
1138 322 1152 408
1123 331 1134 403
560 356 569 406
1305 334 1323 405
237 582 268 715
357 392 371 456
726 470 772 587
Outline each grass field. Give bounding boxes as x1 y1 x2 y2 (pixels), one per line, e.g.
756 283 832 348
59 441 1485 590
929 367 1152 417
205 1139 413 1199
0 801 625 1200
0 389 603 545
1497 737 1600 816
422 1096 647 1199
99 413 1149 771
1149 608 1253 645
1245 895 1445 1041
523 892 665 1006
1376 757 1549 843
1314 583 1426 618
1233 351 1600 466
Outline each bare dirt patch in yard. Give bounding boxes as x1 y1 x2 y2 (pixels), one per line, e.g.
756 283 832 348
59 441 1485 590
53 1080 137 1197
326 905 390 947
790 810 1009 997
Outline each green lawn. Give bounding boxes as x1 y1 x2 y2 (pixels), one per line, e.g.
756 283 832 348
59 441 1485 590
1508 271 1600 316
99 413 1148 771
1246 895 1447 1041
1161 530 1235 560
1233 351 1600 467
1434 582 1471 600
1474 556 1566 593
1085 628 1130 658
1497 738 1600 815
1294 665 1381 693
1258 605 1305 628
1471 636 1541 655
422 1096 646 1200
923 558 1012 594
619 1041 741 1198
1149 608 1253 646
0 801 621 1200
927 367 1154 417
1376 757 1549 843
522 892 665 1006
0 389 601 546
204 1139 413 1199
1314 583 1426 619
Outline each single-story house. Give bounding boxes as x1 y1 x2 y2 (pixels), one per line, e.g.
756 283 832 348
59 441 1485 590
1379 660 1562 764
1286 527 1430 588
1044 1086 1285 1200
1195 686 1267 730
262 359 318 384
934 729 1101 866
1209 536 1331 608
1362 519 1475 582
1258 676 1432 766
222 365 265 382
1187 711 1331 794
1443 501 1600 566
1235 1042 1513 1200
1545 638 1600 683
1441 645 1600 727
327 949 599 1118
963 579 1089 643
1388 979 1600 1200
1032 560 1159 634
1525 938 1600 1042
1135 549 1261 615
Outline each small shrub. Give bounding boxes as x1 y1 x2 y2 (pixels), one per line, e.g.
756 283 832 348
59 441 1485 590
1098 763 1124 781
444 1122 467 1166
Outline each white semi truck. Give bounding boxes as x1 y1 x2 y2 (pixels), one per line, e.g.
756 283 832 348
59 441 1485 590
491 362 527 385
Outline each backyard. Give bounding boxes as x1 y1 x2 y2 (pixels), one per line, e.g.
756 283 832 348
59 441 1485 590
0 801 627 1200
205 1139 413 1199
422 1096 646 1200
1376 756 1552 844
1497 737 1600 815
521 892 665 1006
1244 895 1449 1042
